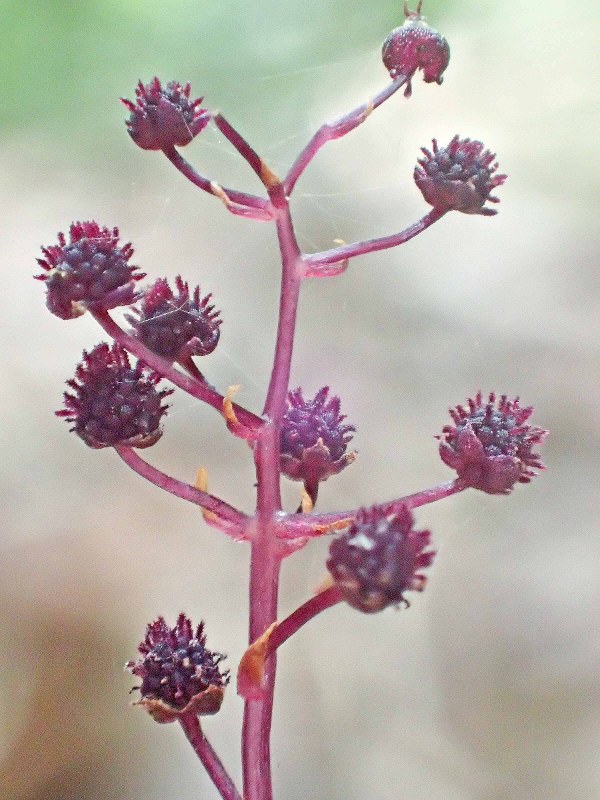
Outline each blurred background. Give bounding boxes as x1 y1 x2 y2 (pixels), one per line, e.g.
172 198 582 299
1 0 599 798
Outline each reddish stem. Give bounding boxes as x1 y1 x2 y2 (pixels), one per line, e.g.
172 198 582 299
162 146 273 220
304 207 447 272
115 445 248 538
276 478 467 539
213 113 268 184
90 308 263 434
177 353 206 382
242 537 283 800
242 200 304 800
266 586 343 657
284 76 407 196
386 478 468 511
179 715 243 800
262 210 303 419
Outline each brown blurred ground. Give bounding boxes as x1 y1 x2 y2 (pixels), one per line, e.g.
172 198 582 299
1 1 599 798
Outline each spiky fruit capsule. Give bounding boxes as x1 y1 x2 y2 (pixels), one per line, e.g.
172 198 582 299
327 505 435 613
382 1 450 98
280 387 355 494
126 614 229 723
438 391 548 494
121 78 209 151
125 276 221 363
57 343 173 449
35 221 144 320
414 136 507 216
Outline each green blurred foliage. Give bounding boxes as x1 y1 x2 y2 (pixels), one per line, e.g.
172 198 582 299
1 0 452 157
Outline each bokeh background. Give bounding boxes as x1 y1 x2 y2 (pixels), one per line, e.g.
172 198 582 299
1 1 599 798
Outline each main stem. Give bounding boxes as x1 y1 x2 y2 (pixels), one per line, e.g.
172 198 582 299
242 188 303 800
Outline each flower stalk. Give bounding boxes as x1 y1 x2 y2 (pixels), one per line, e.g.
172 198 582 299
274 478 467 540
115 445 248 537
304 207 447 273
90 307 263 432
284 77 408 195
162 145 273 220
34 5 546 799
180 715 243 800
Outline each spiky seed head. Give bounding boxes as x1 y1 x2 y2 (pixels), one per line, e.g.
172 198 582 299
121 78 210 151
126 614 229 723
414 136 507 216
280 387 356 488
438 391 548 494
57 342 172 449
327 504 435 613
126 276 221 363
35 221 144 320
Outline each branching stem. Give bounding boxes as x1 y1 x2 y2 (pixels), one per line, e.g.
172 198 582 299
213 114 281 192
117 67 453 800
90 308 263 434
277 479 467 539
304 207 447 272
284 76 407 195
266 586 343 657
243 200 303 800
115 445 248 537
162 145 273 220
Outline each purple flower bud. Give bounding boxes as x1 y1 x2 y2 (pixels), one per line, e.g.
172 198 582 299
327 505 435 613
126 276 221 363
280 387 355 493
57 343 173 449
438 391 548 494
126 614 229 723
382 2 450 98
414 136 507 216
35 221 144 320
121 78 210 151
